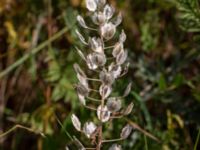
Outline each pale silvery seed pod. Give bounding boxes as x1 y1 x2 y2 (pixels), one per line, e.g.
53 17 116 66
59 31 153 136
109 144 122 150
116 50 128 65
99 84 112 99
75 47 86 61
71 114 81 132
86 0 97 12
97 105 111 122
119 30 127 43
112 42 124 58
99 69 115 85
123 82 132 97
106 97 121 112
103 4 115 20
86 52 106 70
92 12 107 25
65 146 69 150
113 12 122 26
89 37 104 53
100 22 116 40
76 30 88 45
77 15 88 29
75 83 90 96
122 102 134 115
108 63 122 78
96 0 106 7
120 124 132 139
83 122 97 138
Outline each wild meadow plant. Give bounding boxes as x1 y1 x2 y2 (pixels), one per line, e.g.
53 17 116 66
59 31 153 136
70 0 133 149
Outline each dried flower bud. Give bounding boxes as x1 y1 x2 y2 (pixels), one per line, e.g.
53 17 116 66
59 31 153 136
106 97 121 112
83 122 97 138
103 4 115 20
123 82 132 97
99 69 115 85
99 84 112 99
71 114 81 131
86 0 97 11
112 42 124 58
97 105 111 122
89 37 104 53
73 136 86 150
76 30 88 45
77 15 88 28
113 12 122 26
120 124 132 139
109 144 122 150
119 29 126 43
116 50 127 65
122 102 134 115
101 22 116 40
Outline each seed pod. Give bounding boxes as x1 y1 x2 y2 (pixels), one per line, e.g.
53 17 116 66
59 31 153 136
123 82 132 97
120 124 132 139
119 30 126 43
83 122 97 138
103 4 115 20
71 114 81 132
108 63 122 78
122 102 134 115
75 83 89 97
112 42 123 58
97 0 106 7
77 15 88 28
116 50 127 65
86 53 106 70
120 62 129 76
97 105 111 122
65 146 69 150
92 12 107 25
99 84 112 99
86 0 97 12
76 30 88 45
73 63 88 89
73 136 86 150
89 37 104 53
109 144 122 150
99 69 115 85
75 47 86 61
113 12 122 26
106 97 121 112
101 22 116 40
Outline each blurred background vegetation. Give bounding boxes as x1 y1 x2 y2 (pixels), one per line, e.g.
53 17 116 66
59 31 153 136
0 0 200 149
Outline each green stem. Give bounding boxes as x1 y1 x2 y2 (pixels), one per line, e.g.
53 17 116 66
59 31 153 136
0 26 70 79
194 128 200 150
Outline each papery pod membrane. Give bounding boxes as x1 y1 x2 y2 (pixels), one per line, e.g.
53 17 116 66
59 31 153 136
92 12 107 25
86 53 106 70
97 105 111 122
113 12 122 26
76 30 88 45
108 144 122 150
101 22 116 40
71 114 81 131
122 102 134 115
83 122 97 138
103 4 115 20
65 146 69 150
119 30 126 43
78 94 86 106
112 42 124 58
116 50 127 65
120 124 132 139
75 83 89 97
86 0 97 11
77 15 88 28
108 63 122 78
99 69 115 85
73 136 86 150
75 47 86 61
106 97 121 112
89 37 104 53
73 64 88 88
123 82 132 97
99 84 112 99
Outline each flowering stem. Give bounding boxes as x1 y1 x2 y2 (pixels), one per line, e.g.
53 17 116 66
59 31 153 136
102 138 124 143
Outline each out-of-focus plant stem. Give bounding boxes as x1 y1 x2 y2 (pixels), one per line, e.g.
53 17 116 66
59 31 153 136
0 26 70 79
